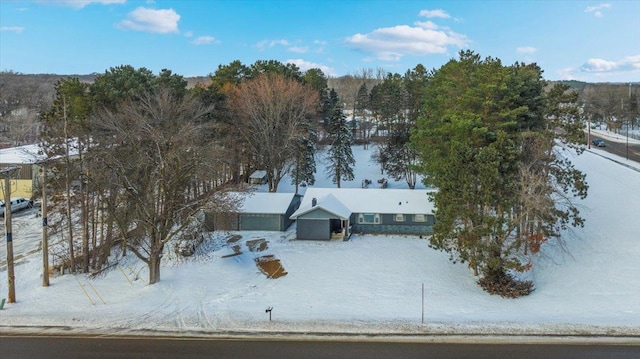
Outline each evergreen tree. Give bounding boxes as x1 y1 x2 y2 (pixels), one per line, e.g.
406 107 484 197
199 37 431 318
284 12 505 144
154 69 188 99
90 65 154 109
41 77 92 273
355 82 371 147
247 60 302 81
325 93 355 188
412 51 588 297
202 60 250 184
369 70 420 188
290 135 316 194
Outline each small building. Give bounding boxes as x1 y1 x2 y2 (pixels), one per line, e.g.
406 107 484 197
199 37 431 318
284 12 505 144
0 142 80 199
290 188 436 240
248 170 268 185
205 192 301 232
0 144 45 199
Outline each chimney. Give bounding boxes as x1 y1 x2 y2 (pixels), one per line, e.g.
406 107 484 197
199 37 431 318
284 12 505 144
312 197 317 207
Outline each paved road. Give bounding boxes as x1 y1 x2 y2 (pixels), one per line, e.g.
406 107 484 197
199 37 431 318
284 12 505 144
1 335 639 359
589 134 640 163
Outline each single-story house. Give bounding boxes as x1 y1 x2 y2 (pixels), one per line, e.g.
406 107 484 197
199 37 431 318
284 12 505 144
205 192 301 232
289 188 436 240
248 170 268 185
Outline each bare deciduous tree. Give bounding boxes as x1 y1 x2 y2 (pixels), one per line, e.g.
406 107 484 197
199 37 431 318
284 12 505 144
230 73 319 192
91 88 224 284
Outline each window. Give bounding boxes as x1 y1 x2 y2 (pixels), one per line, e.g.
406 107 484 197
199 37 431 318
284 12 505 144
394 214 405 222
414 214 426 222
358 213 380 224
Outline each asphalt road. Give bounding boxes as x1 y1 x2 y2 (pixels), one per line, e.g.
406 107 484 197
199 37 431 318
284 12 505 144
588 134 640 163
1 336 639 359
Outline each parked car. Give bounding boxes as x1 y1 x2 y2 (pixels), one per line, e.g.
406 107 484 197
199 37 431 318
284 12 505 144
592 139 606 147
0 197 34 216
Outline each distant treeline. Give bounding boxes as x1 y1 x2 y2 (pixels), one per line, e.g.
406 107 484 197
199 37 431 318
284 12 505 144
1 70 637 146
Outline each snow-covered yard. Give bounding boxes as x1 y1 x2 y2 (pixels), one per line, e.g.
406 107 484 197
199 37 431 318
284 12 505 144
0 145 639 336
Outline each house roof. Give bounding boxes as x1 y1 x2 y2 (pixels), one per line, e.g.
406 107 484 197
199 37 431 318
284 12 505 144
296 188 435 215
249 170 267 179
0 144 45 164
0 141 80 165
290 193 352 220
232 192 296 214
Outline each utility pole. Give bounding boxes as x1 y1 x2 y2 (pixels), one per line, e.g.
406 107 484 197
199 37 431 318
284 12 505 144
587 109 591 149
41 162 50 287
2 166 21 303
622 97 629 160
628 83 631 161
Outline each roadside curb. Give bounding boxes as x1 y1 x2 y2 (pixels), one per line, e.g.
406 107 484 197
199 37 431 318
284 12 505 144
2 325 639 345
586 149 640 173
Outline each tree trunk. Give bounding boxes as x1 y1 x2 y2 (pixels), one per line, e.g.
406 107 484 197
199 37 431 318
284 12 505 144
80 143 89 273
63 99 75 273
149 253 162 284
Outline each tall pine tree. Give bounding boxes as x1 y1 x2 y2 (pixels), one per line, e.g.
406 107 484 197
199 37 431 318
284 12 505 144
412 51 587 297
290 133 317 194
325 90 355 188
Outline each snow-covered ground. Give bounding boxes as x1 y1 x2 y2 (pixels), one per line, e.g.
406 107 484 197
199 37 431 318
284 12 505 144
0 144 639 337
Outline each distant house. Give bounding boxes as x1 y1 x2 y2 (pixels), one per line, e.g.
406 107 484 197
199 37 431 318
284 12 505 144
249 170 268 185
289 188 436 240
205 192 301 232
0 142 79 199
0 144 46 199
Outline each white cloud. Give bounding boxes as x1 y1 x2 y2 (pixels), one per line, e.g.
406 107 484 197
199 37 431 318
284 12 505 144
286 59 336 76
288 46 309 54
557 67 576 80
255 40 268 49
414 20 439 30
255 39 291 50
312 40 327 53
419 9 451 19
580 54 640 73
184 31 193 38
345 22 468 61
516 46 537 54
191 36 219 45
0 26 24 33
53 0 126 9
584 3 611 17
117 7 180 34
271 39 290 46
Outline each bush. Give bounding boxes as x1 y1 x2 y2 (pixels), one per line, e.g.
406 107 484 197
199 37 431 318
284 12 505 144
478 273 534 298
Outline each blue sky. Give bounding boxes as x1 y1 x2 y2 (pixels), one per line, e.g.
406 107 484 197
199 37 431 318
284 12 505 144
1 0 639 82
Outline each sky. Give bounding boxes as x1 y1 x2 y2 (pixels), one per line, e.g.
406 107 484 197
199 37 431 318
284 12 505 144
0 0 639 83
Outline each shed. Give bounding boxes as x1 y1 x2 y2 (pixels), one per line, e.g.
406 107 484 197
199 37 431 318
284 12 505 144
249 170 268 185
205 192 301 232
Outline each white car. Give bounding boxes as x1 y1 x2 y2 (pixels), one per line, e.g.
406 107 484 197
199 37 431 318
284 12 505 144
0 197 34 216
